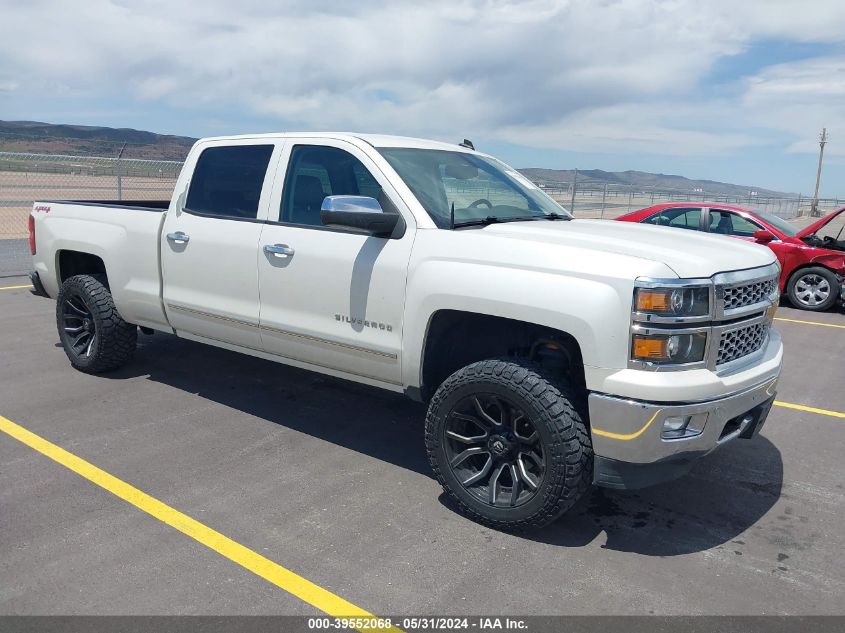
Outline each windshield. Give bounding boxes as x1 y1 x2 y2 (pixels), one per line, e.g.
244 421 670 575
754 211 800 237
378 148 571 228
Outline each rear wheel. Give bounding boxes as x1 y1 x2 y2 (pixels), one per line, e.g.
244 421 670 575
56 274 137 373
425 358 592 530
786 267 839 311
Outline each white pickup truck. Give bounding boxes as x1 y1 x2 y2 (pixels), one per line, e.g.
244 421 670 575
29 133 783 529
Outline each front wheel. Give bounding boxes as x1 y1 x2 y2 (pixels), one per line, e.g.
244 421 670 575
425 359 592 530
56 274 137 373
786 267 839 311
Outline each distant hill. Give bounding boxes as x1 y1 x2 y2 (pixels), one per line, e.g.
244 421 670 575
0 120 797 196
519 167 797 198
0 120 196 161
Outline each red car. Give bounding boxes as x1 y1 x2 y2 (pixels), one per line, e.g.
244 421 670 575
617 203 845 311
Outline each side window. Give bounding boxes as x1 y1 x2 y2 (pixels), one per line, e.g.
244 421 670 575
643 207 702 230
280 145 384 226
709 210 759 237
185 145 274 220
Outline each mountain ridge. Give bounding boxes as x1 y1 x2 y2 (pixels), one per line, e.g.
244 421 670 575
0 120 796 196
520 167 796 198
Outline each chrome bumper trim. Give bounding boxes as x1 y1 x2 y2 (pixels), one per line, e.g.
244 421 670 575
588 375 778 464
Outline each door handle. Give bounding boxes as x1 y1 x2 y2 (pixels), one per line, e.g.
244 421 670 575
264 243 295 258
166 231 190 244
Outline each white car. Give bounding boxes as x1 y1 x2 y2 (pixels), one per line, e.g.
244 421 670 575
29 133 783 529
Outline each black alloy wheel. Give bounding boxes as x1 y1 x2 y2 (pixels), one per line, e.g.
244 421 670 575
444 393 545 508
425 358 592 530
61 293 98 359
56 274 137 373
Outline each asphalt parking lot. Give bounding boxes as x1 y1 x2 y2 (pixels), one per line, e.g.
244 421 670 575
1 276 844 617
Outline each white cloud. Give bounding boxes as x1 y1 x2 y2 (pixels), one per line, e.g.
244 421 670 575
740 56 845 154
1 0 845 157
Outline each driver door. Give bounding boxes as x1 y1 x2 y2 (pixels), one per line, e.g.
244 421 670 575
257 138 416 386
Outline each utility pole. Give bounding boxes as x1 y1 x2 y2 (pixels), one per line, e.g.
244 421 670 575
811 128 827 217
570 168 578 215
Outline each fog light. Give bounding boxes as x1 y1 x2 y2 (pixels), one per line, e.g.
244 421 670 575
662 415 690 439
662 413 707 439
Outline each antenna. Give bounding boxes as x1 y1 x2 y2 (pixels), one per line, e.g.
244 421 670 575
459 139 475 150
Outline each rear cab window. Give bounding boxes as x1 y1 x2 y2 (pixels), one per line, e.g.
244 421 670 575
186 145 275 220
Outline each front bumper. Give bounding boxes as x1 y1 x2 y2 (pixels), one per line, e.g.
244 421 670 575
588 375 778 489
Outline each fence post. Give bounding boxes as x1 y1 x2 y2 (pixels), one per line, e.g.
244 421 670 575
116 142 127 201
627 185 633 213
600 184 608 219
570 168 578 215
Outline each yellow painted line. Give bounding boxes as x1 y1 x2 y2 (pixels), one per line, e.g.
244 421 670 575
592 409 662 440
775 317 845 330
0 415 400 631
774 401 845 419
0 284 31 291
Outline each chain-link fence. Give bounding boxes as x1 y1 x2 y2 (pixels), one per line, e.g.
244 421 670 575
1 151 843 277
543 182 844 221
0 152 183 277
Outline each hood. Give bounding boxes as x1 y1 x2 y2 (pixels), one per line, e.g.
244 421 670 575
480 219 776 278
796 206 845 239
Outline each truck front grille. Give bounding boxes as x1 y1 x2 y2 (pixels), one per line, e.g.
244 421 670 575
717 322 768 366
723 279 776 312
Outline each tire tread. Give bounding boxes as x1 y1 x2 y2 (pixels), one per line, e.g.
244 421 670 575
56 274 137 373
425 358 592 530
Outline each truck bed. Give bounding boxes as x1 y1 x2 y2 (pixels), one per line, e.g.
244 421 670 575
31 199 171 332
40 199 171 211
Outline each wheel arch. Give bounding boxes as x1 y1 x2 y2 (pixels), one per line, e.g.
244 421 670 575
416 309 587 404
786 261 843 285
56 250 108 285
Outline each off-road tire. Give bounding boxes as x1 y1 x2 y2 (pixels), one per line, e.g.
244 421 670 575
425 358 592 530
786 266 839 312
56 274 137 373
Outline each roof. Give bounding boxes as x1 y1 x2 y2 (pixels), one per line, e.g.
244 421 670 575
639 202 754 213
197 131 473 152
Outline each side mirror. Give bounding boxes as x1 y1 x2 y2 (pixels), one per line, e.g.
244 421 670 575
753 229 775 244
320 196 401 238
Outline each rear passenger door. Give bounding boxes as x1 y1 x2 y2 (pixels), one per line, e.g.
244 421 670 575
161 140 282 349
257 138 415 386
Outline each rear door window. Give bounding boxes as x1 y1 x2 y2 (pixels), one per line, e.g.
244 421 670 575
186 145 274 220
643 207 702 230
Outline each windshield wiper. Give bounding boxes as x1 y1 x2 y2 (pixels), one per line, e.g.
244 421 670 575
453 216 538 229
452 213 571 229
541 212 571 221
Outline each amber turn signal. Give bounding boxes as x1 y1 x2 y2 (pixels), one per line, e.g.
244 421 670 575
632 336 669 360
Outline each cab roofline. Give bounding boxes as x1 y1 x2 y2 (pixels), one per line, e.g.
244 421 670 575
195 131 474 152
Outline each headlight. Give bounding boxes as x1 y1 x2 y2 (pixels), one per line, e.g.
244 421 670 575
632 332 707 365
635 286 710 317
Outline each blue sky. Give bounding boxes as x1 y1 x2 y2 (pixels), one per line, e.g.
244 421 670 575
2 0 845 196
